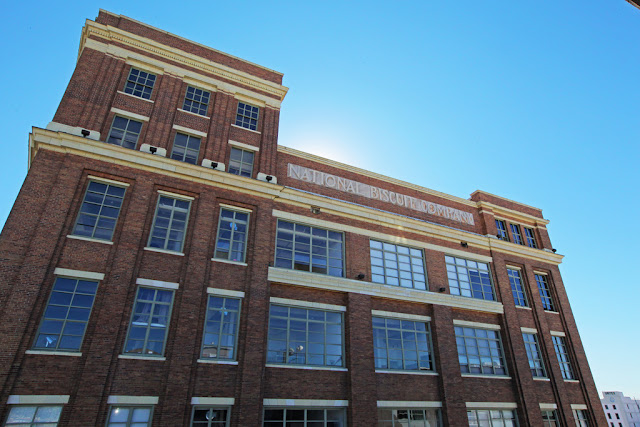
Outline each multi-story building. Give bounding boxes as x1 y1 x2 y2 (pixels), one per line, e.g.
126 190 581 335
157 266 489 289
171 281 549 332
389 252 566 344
602 391 640 427
0 10 606 427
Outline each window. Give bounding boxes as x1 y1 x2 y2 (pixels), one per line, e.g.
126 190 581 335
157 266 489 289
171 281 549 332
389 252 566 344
455 326 507 375
214 209 249 262
275 220 344 277
72 181 125 240
372 316 433 371
552 335 575 380
228 147 254 178
466 409 517 426
183 86 210 116
507 268 528 307
106 406 153 426
524 227 538 248
616 414 620 419
378 408 442 426
445 256 495 301
124 68 156 99
542 410 559 427
148 196 191 252
200 296 240 360
123 287 174 356
609 414 612 419
33 277 98 352
573 409 589 427
496 220 509 241
535 274 556 311
522 333 546 378
171 133 201 165
263 408 345 426
4 405 62 426
510 224 523 245
191 407 230 426
107 116 142 150
235 102 259 131
369 240 427 290
266 304 343 367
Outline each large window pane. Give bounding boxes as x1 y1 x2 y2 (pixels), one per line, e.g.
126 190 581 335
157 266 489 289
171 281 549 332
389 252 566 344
370 240 427 290
124 287 174 357
72 180 126 240
455 326 507 376
148 196 191 252
200 296 241 360
445 256 494 301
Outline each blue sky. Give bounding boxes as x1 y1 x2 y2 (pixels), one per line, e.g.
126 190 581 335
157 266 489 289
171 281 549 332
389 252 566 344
1 1 638 397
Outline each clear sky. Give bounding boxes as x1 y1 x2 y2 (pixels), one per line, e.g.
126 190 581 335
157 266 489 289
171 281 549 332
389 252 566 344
1 1 638 398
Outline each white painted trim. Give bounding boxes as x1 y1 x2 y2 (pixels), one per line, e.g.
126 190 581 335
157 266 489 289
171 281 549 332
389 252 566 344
117 90 154 104
46 122 100 140
182 77 218 93
375 370 437 376
229 139 260 152
521 327 538 334
550 330 566 337
231 124 261 134
191 397 234 406
571 404 588 410
235 93 266 107
7 395 70 405
54 268 104 281
540 403 558 410
533 377 551 382
533 270 549 276
66 235 114 245
206 288 245 298
157 189 195 201
118 355 166 361
177 108 211 120
377 401 442 408
453 320 501 330
269 297 346 312
219 203 253 213
371 310 431 322
143 247 185 256
544 310 559 315
461 374 512 380
263 399 348 407
107 396 159 405
516 306 532 310
197 359 239 365
211 258 248 267
265 364 347 372
25 350 82 357
87 175 130 187
466 402 518 409
173 124 207 138
110 107 150 122
564 379 580 383
505 265 522 270
136 278 179 290
124 58 165 75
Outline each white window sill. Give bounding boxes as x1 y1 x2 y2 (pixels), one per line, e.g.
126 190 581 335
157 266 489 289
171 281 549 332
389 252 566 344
564 379 580 383
118 354 166 361
544 310 559 314
516 305 532 310
177 108 210 119
211 258 247 266
533 377 551 381
144 247 185 256
231 123 261 134
197 359 239 365
265 364 347 372
66 235 114 245
375 369 438 376
461 374 512 380
117 90 154 103
26 350 82 357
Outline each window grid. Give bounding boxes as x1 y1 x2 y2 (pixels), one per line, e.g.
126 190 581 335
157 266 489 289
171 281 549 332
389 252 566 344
542 410 560 427
267 304 343 367
171 133 201 165
106 405 153 426
496 220 509 241
524 227 538 248
33 277 98 352
107 116 142 150
235 102 259 131
467 409 517 426
123 287 174 357
214 209 249 262
372 316 433 371
191 406 230 426
510 224 523 245
228 147 254 177
263 408 345 426
377 408 442 426
4 405 63 426
535 274 556 311
72 181 125 240
522 333 547 378
275 220 344 277
552 335 575 380
508 268 529 307
183 86 210 116
573 409 589 427
370 240 427 290
455 326 507 376
148 196 191 252
124 68 156 99
445 256 495 301
200 296 240 360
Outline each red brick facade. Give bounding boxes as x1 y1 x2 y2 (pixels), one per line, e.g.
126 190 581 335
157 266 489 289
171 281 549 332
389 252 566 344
0 10 605 427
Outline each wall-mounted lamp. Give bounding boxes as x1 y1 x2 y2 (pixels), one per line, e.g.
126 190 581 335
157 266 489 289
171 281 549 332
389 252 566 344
310 206 321 215
356 273 365 280
460 241 468 248
81 129 90 137
552 248 557 253
439 287 446 293
149 146 157 154
265 175 273 182
211 162 218 169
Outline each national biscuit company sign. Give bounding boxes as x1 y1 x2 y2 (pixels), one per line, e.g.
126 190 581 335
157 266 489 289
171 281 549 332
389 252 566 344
288 164 475 225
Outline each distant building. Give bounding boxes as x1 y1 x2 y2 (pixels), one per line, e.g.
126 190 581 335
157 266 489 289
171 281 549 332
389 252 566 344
602 391 640 427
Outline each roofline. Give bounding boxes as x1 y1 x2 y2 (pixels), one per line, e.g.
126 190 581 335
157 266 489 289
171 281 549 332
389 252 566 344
470 190 542 212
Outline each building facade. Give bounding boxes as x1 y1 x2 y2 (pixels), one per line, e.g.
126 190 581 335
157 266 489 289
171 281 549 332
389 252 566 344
0 10 606 427
602 391 640 427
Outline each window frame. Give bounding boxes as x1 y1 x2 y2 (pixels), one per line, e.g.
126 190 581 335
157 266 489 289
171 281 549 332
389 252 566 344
228 146 255 178
552 335 575 380
377 408 442 426
199 295 241 361
190 406 231 427
369 240 428 290
522 332 547 378
372 315 434 372
466 409 518 426
235 101 259 131
4 405 63 426
123 68 156 100
455 326 508 376
573 409 589 427
213 208 250 263
262 407 346 426
147 195 192 253
170 132 201 165
106 405 154 427
496 219 509 241
535 273 556 312
107 115 143 150
510 223 524 245
524 227 538 248
72 180 126 241
182 85 211 116
542 410 560 427
507 268 529 308
445 256 495 301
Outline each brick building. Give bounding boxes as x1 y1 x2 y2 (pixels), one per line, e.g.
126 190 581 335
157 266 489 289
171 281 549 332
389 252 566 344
0 10 606 427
